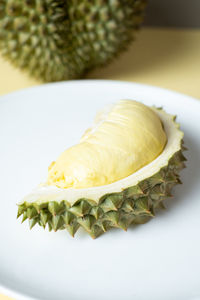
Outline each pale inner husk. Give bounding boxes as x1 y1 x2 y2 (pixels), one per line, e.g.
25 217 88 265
21 108 183 205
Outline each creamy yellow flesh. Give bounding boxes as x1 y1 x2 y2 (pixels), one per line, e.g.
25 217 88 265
47 100 167 189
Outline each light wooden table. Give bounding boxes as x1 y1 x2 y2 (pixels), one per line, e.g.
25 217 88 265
0 27 199 300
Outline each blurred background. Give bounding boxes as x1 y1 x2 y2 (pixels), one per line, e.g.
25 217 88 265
145 0 200 27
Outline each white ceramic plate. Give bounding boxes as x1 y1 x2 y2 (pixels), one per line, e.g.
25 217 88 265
0 80 200 300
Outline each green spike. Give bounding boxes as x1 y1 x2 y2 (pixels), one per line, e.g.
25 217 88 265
165 171 177 183
149 206 156 216
117 219 128 231
147 172 164 187
58 200 66 214
69 200 91 217
174 160 186 170
97 220 110 232
123 213 136 229
40 210 48 225
109 194 124 208
48 221 53 232
135 196 149 212
38 219 45 228
150 186 165 200
81 200 92 214
66 222 80 237
176 177 182 184
159 184 173 197
29 218 38 229
63 200 71 209
100 197 119 212
21 211 28 223
77 215 95 232
122 199 134 212
69 205 83 217
99 223 106 232
139 181 149 192
27 207 38 219
90 207 103 219
33 203 40 214
33 202 47 213
90 225 104 239
62 211 75 225
52 215 64 231
104 211 119 226
48 201 60 216
59 225 66 230
17 204 25 218
125 185 143 198
179 152 187 161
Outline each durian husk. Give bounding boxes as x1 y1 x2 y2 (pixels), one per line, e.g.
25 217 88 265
17 143 186 238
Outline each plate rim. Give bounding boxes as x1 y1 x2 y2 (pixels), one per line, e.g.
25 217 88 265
0 79 199 105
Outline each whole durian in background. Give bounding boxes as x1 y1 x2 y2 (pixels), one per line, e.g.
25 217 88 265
0 0 147 82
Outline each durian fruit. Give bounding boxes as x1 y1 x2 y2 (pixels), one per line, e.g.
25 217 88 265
17 100 186 238
0 0 147 82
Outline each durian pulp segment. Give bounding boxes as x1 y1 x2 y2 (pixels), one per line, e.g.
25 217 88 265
21 103 183 206
47 100 167 189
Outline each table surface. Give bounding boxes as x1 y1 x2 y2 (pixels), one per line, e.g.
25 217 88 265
0 27 199 300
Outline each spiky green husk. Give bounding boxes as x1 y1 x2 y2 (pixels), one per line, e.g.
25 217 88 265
17 144 186 238
0 0 147 82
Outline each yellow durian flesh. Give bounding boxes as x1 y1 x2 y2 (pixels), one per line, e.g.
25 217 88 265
47 100 167 189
